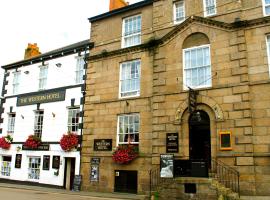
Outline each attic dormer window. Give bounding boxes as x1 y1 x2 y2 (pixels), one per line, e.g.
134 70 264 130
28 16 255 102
38 65 48 90
122 15 141 48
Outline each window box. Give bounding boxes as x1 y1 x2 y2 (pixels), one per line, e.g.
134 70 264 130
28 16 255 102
112 144 139 164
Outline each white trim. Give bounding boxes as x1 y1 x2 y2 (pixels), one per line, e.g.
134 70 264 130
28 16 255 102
182 44 212 90
266 35 270 77
203 0 217 17
173 0 185 24
262 0 270 16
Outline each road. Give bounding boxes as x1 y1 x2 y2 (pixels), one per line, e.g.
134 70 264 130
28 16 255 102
0 187 129 200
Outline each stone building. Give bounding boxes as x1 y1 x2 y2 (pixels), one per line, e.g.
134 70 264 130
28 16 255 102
81 0 270 198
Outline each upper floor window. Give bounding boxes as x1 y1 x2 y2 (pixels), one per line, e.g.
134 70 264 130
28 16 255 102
119 60 140 98
174 1 185 24
13 71 21 94
263 0 270 16
183 45 212 89
7 113 16 135
38 65 48 90
117 114 139 145
67 107 80 133
75 56 85 84
203 0 216 16
122 15 141 48
34 110 44 139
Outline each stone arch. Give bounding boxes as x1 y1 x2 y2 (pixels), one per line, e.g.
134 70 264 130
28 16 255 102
182 32 210 49
175 95 224 123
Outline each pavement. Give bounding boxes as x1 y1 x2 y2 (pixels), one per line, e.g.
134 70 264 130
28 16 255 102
0 182 148 200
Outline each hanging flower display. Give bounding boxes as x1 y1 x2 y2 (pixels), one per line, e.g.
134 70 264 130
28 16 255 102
0 135 13 150
60 132 78 152
112 145 138 164
24 135 41 149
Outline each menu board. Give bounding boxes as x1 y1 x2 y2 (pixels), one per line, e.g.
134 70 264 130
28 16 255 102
15 154 22 168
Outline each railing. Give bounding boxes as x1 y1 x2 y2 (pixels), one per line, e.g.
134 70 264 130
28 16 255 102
210 158 240 196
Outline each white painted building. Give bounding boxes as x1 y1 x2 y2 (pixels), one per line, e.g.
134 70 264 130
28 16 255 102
0 40 92 189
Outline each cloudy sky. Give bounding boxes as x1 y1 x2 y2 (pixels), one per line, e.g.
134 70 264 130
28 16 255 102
0 0 141 67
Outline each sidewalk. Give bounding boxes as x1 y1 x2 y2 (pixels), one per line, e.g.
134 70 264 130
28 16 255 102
0 182 148 200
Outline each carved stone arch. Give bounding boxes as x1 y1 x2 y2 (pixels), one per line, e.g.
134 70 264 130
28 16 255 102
175 94 224 123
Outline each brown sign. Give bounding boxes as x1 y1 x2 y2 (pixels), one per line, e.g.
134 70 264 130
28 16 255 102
94 139 112 151
17 89 66 106
22 144 50 151
166 133 179 153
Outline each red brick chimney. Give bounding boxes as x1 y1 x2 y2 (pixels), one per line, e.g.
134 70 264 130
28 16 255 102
109 0 129 11
24 43 41 59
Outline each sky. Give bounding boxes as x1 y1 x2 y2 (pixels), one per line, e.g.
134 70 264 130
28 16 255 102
0 0 142 67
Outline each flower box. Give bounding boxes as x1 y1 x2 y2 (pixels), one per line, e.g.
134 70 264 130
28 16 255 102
0 135 13 150
60 132 78 152
24 135 41 149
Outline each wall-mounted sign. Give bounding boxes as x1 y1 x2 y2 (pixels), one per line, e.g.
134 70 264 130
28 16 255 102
52 156 60 169
90 165 99 182
166 133 179 153
73 175 82 191
220 131 232 150
17 89 66 106
160 154 174 178
15 154 22 168
188 88 198 113
22 144 50 151
94 139 112 151
43 155 50 170
91 158 100 165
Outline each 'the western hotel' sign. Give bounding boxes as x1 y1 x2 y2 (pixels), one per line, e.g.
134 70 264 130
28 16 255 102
17 89 66 106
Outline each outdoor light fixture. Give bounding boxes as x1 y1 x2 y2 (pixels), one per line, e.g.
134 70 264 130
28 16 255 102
24 70 29 74
56 63 62 68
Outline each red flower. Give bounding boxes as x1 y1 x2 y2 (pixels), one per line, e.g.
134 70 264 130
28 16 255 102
60 132 78 152
24 135 41 149
0 136 12 150
112 145 138 164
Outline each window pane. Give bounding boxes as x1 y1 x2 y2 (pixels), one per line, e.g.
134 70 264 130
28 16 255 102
123 15 141 47
117 114 139 144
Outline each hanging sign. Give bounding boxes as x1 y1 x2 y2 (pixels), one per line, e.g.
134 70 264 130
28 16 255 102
188 88 198 113
166 133 179 153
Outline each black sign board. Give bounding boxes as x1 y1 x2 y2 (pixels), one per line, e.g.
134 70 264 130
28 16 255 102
52 156 60 169
73 175 82 191
15 154 22 168
220 131 232 150
17 89 66 106
94 139 112 151
166 133 179 153
188 88 198 113
22 144 50 151
43 155 50 170
91 158 100 165
160 154 174 178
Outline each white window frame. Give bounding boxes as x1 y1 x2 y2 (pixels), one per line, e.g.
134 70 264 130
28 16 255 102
67 107 80 133
119 60 141 98
183 44 212 90
38 65 48 90
34 110 44 139
174 0 185 24
7 113 16 135
203 0 217 17
28 157 41 180
122 14 142 48
117 114 140 145
263 0 270 16
75 56 85 84
12 71 21 95
1 156 12 177
266 35 270 77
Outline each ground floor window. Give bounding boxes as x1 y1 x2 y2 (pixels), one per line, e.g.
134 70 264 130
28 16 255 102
28 157 41 180
1 156 12 176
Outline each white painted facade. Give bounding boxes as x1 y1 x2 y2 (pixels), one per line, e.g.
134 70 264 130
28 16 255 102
0 41 90 188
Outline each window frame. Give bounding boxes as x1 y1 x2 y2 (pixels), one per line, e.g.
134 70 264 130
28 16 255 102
38 65 48 90
119 59 141 99
7 113 16 135
1 156 12 177
28 157 41 180
266 35 270 77
121 14 142 48
263 0 270 16
12 71 21 95
67 107 80 134
34 110 44 139
75 56 85 84
117 113 140 146
203 0 217 17
174 0 185 24
183 44 212 90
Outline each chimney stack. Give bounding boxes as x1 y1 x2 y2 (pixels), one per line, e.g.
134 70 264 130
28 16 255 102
24 43 41 59
109 0 129 11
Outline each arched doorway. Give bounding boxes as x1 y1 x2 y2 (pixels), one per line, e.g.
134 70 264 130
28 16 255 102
189 110 211 166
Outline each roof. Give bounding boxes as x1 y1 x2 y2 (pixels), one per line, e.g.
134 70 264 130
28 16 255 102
2 39 94 70
88 0 154 22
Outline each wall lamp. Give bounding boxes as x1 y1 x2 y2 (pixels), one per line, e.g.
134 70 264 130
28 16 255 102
24 71 29 74
55 63 62 68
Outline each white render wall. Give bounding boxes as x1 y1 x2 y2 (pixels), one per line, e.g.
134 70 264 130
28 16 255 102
0 52 85 187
